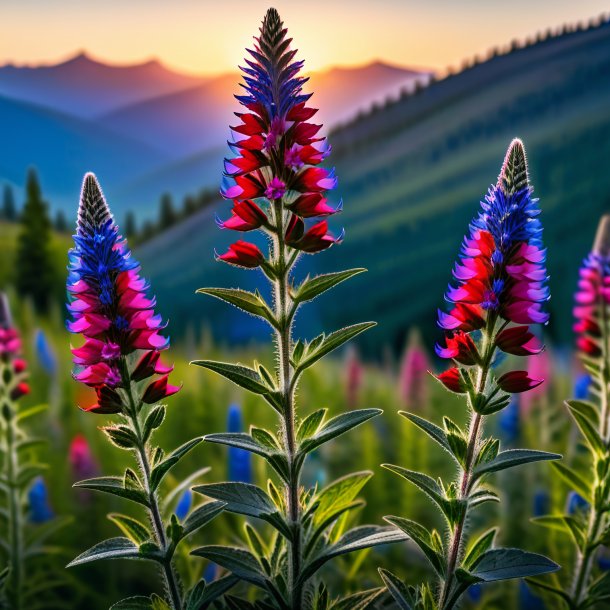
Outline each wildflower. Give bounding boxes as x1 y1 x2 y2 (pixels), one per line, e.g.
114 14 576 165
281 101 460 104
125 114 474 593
499 395 520 444
69 434 98 481
436 139 549 397
344 346 364 409
399 329 430 409
175 489 193 521
574 215 610 362
28 477 54 523
35 329 57 376
227 404 252 483
0 294 29 397
574 373 592 400
218 6 342 265
67 174 178 413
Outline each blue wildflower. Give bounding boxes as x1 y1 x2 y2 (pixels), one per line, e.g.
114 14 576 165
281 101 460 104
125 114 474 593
227 404 252 483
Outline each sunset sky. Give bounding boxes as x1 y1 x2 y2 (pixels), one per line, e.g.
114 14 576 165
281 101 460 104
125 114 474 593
2 0 608 74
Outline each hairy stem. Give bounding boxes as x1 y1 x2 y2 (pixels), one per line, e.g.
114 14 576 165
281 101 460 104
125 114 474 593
121 362 182 610
438 322 494 610
272 201 302 609
571 285 610 606
5 400 23 610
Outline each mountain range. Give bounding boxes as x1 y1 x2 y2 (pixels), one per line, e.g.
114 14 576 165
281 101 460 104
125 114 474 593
0 54 431 216
134 15 610 351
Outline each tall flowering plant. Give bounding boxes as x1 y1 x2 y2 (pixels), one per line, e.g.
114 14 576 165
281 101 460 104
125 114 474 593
380 140 560 609
530 215 610 609
192 8 406 608
66 175 236 609
0 294 68 609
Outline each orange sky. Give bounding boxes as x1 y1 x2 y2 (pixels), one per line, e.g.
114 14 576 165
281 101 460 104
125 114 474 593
1 0 609 74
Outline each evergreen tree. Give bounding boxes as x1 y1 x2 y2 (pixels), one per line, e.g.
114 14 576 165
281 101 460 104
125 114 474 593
182 195 196 218
158 193 177 230
54 209 68 233
124 211 137 239
15 170 55 313
2 185 16 221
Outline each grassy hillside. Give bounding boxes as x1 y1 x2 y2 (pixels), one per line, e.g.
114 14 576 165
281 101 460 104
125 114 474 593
138 17 610 353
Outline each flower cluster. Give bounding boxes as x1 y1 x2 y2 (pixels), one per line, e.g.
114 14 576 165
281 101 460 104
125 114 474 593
0 293 29 401
66 174 179 414
573 215 610 359
436 139 549 395
217 7 342 267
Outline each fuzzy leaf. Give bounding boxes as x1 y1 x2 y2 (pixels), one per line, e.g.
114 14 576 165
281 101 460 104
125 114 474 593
468 548 559 582
300 409 381 455
111 597 153 609
299 525 408 585
331 588 386 610
73 477 149 507
150 438 203 491
191 546 267 587
182 501 226 537
531 515 586 549
292 269 366 304
311 472 372 527
378 568 413 610
384 516 443 576
193 482 291 539
566 400 605 454
197 287 273 321
67 537 160 567
297 409 327 442
163 467 211 510
472 449 560 481
191 360 273 394
400 412 451 454
296 323 376 372
108 514 150 545
551 462 592 502
462 528 497 570
143 406 166 443
190 574 239 610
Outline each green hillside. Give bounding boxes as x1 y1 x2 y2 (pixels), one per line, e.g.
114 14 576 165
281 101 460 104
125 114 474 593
138 17 610 353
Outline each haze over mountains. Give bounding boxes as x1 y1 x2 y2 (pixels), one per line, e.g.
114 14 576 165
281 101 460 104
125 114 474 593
135 16 610 350
0 53 431 215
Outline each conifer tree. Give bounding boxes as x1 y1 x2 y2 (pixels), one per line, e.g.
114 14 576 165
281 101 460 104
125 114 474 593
159 193 177 230
15 170 55 313
2 186 16 222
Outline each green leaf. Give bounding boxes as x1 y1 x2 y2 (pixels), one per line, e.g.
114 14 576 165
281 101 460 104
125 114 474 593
299 526 408 585
297 409 327 442
143 406 166 443
191 546 267 587
108 514 150 545
193 482 291 539
188 575 239 610
462 528 497 570
197 288 274 324
551 462 592 502
300 409 381 455
311 472 372 528
399 412 451 455
472 449 561 481
25 515 73 548
295 323 376 372
524 578 573 606
18 464 48 488
190 360 273 394
150 437 203 491
378 568 413 610
531 515 586 549
382 465 450 518
566 400 605 454
468 548 559 582
384 516 444 576
332 588 386 610
102 425 137 450
163 467 211 510
67 537 160 567
16 404 47 422
111 597 153 609
292 269 366 304
74 476 149 507
182 501 226 537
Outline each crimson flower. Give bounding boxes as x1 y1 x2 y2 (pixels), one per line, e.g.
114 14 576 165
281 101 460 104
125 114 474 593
574 215 610 360
0 293 30 400
435 139 549 400
67 174 180 414
216 8 342 264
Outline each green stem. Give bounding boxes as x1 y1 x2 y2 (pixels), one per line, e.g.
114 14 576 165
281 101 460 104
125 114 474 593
438 321 495 610
571 285 610 606
272 201 302 610
5 399 23 610
120 362 182 610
